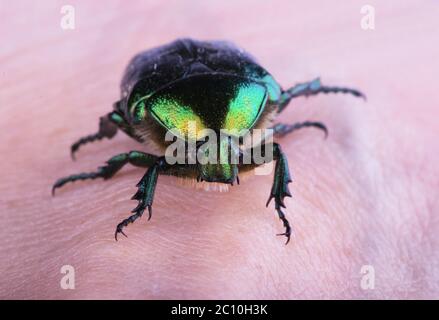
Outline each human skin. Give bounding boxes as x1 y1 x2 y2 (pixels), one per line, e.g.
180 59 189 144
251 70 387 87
0 0 438 299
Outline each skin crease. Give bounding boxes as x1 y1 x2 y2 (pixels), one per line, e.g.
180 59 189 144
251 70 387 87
0 0 438 299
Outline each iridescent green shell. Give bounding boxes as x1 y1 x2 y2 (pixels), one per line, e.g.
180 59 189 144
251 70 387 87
118 39 282 141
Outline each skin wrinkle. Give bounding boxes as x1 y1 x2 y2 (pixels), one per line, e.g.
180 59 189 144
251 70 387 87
290 107 424 298
246 119 366 298
332 103 432 296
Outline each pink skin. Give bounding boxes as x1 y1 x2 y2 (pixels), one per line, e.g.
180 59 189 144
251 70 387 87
0 0 438 299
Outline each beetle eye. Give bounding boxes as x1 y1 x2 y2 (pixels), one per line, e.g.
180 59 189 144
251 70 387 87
148 95 206 140
223 82 267 135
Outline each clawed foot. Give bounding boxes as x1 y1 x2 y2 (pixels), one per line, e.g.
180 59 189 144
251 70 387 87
114 223 128 241
114 163 159 241
267 143 293 244
267 185 293 245
114 190 153 241
114 211 145 241
276 208 292 245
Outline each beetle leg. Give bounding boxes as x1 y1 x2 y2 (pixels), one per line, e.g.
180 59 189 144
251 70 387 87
240 143 293 244
70 110 144 160
272 121 328 138
278 78 365 113
70 112 117 160
115 157 168 240
266 143 293 244
52 151 158 195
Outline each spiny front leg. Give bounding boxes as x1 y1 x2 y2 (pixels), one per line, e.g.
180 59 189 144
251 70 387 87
115 158 166 240
266 143 293 244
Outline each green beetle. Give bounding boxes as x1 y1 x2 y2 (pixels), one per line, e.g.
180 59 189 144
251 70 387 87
53 38 364 244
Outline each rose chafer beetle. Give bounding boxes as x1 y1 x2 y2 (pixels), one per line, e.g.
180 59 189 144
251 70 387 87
53 38 364 244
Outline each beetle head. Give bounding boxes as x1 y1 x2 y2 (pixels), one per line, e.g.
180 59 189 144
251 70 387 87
197 134 240 184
